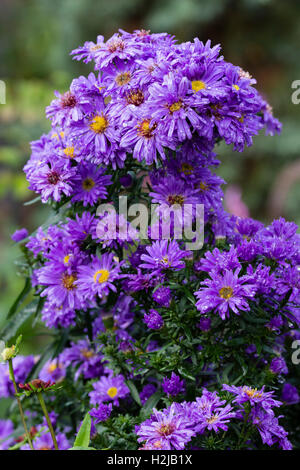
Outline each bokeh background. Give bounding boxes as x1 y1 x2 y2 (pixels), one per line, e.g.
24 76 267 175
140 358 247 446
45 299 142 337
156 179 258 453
1 0 300 332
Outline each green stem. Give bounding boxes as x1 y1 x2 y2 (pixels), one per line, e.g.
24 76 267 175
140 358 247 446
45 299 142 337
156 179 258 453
8 359 34 450
37 392 59 450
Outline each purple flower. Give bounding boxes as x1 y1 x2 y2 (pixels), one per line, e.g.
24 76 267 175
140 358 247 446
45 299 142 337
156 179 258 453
77 254 121 300
11 228 28 242
222 384 282 411
90 403 112 423
143 309 164 330
281 383 299 405
140 240 190 271
22 428 69 450
152 286 172 307
0 419 14 450
0 356 35 398
135 403 195 450
162 373 185 396
195 268 256 320
140 384 157 405
39 358 66 383
198 317 211 332
89 372 129 406
60 339 103 380
71 162 112 207
270 357 288 375
251 408 292 450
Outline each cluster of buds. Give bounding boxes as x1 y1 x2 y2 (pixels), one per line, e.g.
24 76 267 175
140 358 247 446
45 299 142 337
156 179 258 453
18 379 59 397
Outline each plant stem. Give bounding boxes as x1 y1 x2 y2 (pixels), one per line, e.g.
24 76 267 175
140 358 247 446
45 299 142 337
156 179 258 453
37 392 59 450
8 358 34 450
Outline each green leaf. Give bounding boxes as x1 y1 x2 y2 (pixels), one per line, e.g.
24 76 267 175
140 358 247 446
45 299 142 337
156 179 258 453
7 277 32 319
73 412 91 449
125 380 141 406
141 390 162 417
0 299 38 342
69 446 96 451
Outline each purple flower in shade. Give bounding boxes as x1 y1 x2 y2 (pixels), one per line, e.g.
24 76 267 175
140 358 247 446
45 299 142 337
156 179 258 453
60 339 103 380
89 372 129 407
41 301 76 329
235 217 264 238
266 315 284 334
143 309 164 330
162 373 185 396
195 268 256 320
222 384 282 411
11 228 28 242
140 384 157 405
113 295 136 329
140 240 190 272
195 246 240 276
39 358 66 383
0 419 14 450
28 160 76 203
198 317 211 332
135 403 195 450
0 356 35 398
152 286 172 307
77 253 121 300
125 270 162 293
270 357 288 375
281 383 300 405
251 408 292 450
66 212 96 244
22 428 69 450
90 403 112 423
71 162 112 207
94 211 138 248
119 174 133 187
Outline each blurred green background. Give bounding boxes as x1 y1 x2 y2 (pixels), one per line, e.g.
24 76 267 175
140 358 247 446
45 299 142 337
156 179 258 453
0 0 300 331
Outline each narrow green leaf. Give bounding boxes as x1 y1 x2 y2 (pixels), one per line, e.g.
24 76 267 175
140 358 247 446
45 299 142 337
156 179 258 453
73 412 91 449
125 380 141 406
7 277 32 319
0 299 38 342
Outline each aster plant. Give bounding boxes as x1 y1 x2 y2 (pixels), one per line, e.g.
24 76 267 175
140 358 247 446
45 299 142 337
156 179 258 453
1 29 299 451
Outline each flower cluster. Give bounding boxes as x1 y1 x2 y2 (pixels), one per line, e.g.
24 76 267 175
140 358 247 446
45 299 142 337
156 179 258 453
3 29 299 451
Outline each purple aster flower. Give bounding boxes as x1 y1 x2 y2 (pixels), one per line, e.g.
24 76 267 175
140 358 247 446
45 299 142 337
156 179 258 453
93 33 142 69
251 408 292 450
198 317 211 332
71 162 112 207
143 309 164 330
39 358 66 383
90 403 112 423
89 372 129 406
281 383 299 405
152 286 172 307
113 295 136 329
195 268 256 320
77 253 122 300
11 228 28 242
162 373 185 396
41 301 76 329
195 246 240 275
140 240 190 272
71 35 105 63
66 212 96 243
222 384 282 411
22 428 69 450
140 384 157 405
135 403 195 450
0 419 14 450
270 357 288 375
60 339 103 380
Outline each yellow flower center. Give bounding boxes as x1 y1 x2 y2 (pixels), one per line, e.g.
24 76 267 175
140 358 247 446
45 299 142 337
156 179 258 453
244 387 262 398
63 254 71 265
168 100 182 113
115 72 131 86
107 386 118 398
158 423 175 436
137 119 157 138
63 146 75 158
48 362 58 373
82 177 95 191
93 269 110 284
62 273 77 290
191 80 206 92
199 181 209 191
233 84 240 91
207 414 218 424
80 348 94 359
167 194 185 206
219 286 234 299
90 115 108 134
181 163 194 175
